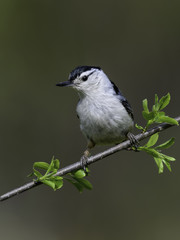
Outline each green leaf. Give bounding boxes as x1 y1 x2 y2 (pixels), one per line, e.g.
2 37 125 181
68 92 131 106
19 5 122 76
163 160 172 172
154 94 159 111
72 182 84 193
152 105 156 112
156 116 179 125
41 170 57 180
75 178 93 190
33 162 50 171
53 158 60 170
73 182 84 193
159 93 170 110
65 178 84 192
154 157 164 173
42 179 56 189
54 178 63 190
142 99 149 113
46 158 59 175
73 169 86 178
142 111 155 121
146 133 159 147
47 159 56 172
54 176 63 181
139 147 160 158
33 169 43 179
145 119 154 130
41 177 63 191
135 124 144 131
155 138 175 150
156 111 165 118
160 153 176 162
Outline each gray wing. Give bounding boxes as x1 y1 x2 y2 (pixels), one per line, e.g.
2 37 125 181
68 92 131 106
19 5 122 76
120 98 134 120
110 81 134 120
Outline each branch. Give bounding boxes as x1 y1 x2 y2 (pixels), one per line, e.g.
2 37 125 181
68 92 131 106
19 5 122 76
1 116 179 202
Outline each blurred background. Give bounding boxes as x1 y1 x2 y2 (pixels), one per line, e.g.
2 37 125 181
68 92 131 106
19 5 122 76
0 0 180 239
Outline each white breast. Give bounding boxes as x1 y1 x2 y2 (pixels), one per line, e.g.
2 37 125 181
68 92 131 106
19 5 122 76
76 93 134 145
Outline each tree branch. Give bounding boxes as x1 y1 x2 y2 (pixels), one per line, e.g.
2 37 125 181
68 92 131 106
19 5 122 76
1 116 179 202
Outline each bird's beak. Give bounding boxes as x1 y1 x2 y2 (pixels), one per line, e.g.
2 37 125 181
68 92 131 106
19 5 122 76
56 80 73 87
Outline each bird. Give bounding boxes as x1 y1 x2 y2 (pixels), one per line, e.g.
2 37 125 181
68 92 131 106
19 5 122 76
56 66 137 171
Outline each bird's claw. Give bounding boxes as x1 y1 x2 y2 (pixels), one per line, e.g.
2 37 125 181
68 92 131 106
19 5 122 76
80 155 88 174
127 132 139 151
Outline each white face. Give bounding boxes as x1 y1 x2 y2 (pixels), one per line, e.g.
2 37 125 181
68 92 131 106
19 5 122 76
72 69 102 93
56 67 113 97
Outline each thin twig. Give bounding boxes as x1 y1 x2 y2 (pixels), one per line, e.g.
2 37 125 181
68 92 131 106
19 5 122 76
1 116 179 202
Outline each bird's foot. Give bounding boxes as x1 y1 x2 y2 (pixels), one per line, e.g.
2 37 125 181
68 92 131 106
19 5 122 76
80 150 90 174
127 132 139 151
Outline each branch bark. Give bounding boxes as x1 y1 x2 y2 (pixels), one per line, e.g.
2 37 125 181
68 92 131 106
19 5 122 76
1 116 180 202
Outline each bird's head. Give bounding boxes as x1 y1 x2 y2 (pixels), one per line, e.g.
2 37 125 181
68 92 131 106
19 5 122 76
56 66 111 96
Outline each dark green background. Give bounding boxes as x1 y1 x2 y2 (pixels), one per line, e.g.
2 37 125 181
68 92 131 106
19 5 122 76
0 1 180 239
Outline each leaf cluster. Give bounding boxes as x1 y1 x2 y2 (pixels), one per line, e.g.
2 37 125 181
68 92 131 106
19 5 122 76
135 93 178 173
138 133 175 173
136 93 178 132
28 157 92 192
64 169 93 193
28 157 63 190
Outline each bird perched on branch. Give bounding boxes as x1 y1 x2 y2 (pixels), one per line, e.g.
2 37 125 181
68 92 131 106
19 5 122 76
56 66 137 171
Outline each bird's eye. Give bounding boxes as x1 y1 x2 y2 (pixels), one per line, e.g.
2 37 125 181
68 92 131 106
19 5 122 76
82 75 88 81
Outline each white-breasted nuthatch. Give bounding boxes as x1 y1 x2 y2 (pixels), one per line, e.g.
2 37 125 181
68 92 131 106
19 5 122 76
56 66 137 170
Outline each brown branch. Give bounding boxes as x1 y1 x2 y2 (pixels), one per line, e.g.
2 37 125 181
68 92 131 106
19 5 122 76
1 116 179 202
